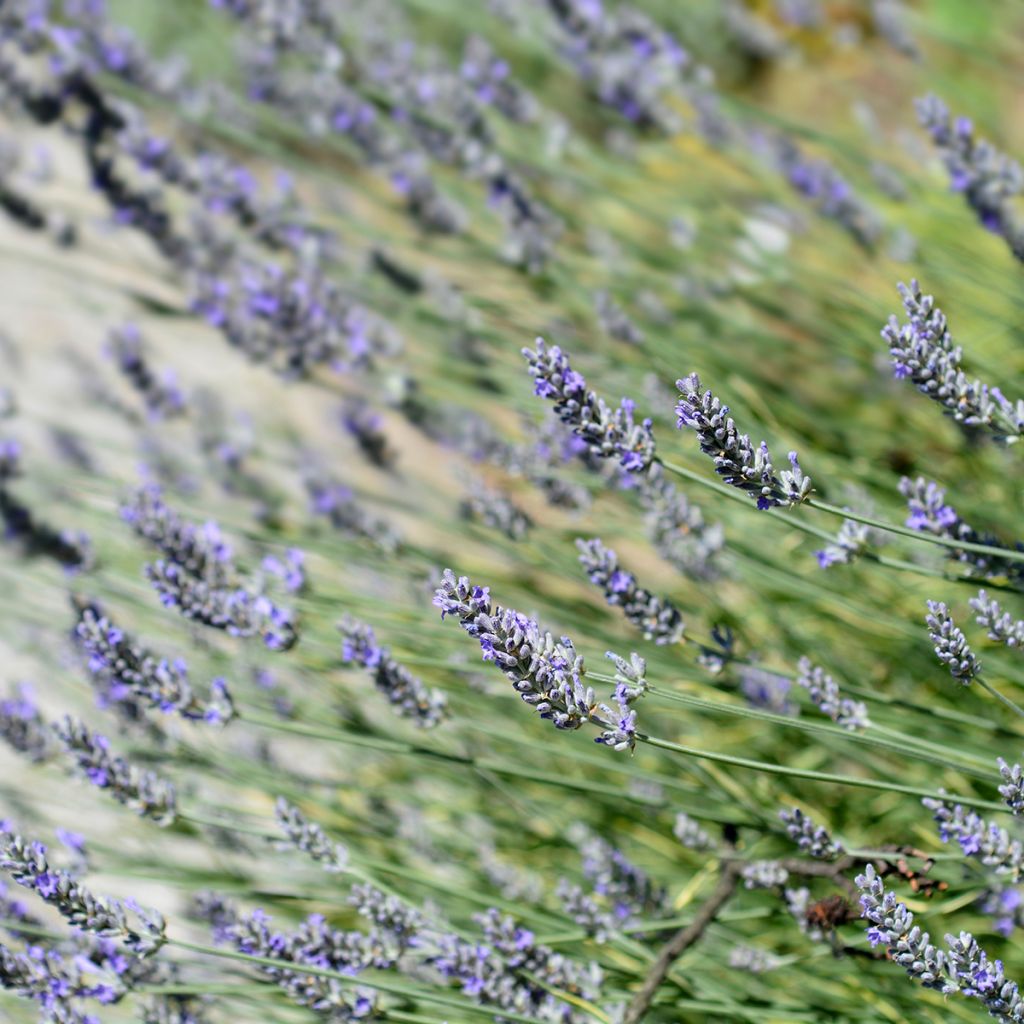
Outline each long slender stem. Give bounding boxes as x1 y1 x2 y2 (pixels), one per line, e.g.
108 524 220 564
976 677 1024 722
621 864 741 1024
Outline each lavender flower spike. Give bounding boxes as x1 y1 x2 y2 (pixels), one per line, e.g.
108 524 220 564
922 796 1024 878
855 863 952 992
971 590 1024 652
54 717 178 825
433 569 599 732
795 657 869 730
523 337 656 472
339 616 448 728
576 538 684 645
997 759 1024 816
673 813 717 852
274 798 349 872
0 829 165 955
882 280 1024 442
675 374 812 509
925 601 981 684
779 807 842 860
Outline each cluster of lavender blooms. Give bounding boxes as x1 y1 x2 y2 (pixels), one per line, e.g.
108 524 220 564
815 513 870 569
922 796 1023 879
338 616 448 728
202 900 379 1020
274 798 349 873
674 812 718 852
0 683 52 762
998 760 1024 815
74 605 235 723
544 0 690 132
571 827 666 922
916 94 1024 262
971 591 1024 653
900 476 1023 582
857 863 1024 1019
768 135 882 248
340 400 394 470
0 828 165 955
675 374 812 509
795 657 869 730
741 860 790 890
925 601 981 684
982 886 1024 939
460 481 533 541
0 439 93 572
427 907 603 1021
121 485 297 650
433 569 635 750
728 944 782 974
523 338 656 473
637 463 724 581
54 717 178 825
739 666 798 717
303 466 401 554
779 807 842 860
0 135 75 246
882 281 1024 442
576 538 684 645
105 323 186 421
261 548 307 595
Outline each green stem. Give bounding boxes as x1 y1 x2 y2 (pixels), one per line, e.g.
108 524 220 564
976 676 1024 722
636 733 1003 810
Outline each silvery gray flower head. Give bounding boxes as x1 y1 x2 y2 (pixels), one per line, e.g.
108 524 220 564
855 863 953 993
997 759 1024 815
815 512 870 569
338 615 448 728
274 798 348 872
106 322 186 421
675 373 812 509
779 807 842 860
433 569 598 732
347 883 423 946
739 666 797 717
944 931 1024 1019
916 94 1024 261
784 886 824 941
555 878 617 943
728 945 781 974
604 651 647 703
673 812 717 852
923 796 1023 879
303 466 401 554
637 463 724 580
74 605 235 724
0 828 165 955
460 481 533 541
523 337 656 473
925 601 981 684
971 590 1024 652
0 683 52 762
883 280 1024 442
573 829 666 919
54 716 178 825
576 538 684 645
795 657 869 730
741 860 789 890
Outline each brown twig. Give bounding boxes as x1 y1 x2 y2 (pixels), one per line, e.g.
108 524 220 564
621 863 741 1024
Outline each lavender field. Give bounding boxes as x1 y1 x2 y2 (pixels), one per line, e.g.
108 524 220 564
2 1 1024 1022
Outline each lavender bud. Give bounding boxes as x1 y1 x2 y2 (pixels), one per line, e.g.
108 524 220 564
925 601 980 684
795 657 869 730
675 374 812 509
460 482 533 541
970 590 1024 651
0 828 165 955
741 860 789 890
523 338 655 473
576 538 684 644
555 879 617 943
53 717 177 825
779 807 842 859
814 512 870 568
997 759 1024 816
106 322 186 421
673 813 718 852
739 666 797 717
882 280 1024 442
923 796 1023 878
594 290 643 346
338 616 448 728
728 945 781 974
274 798 349 872
0 683 53 762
